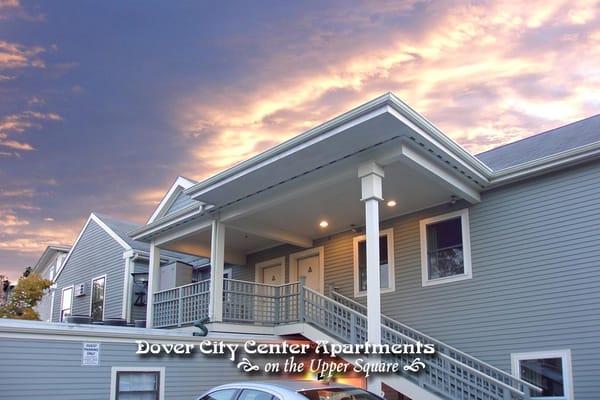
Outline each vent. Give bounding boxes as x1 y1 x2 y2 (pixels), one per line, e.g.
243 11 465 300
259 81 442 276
75 283 86 297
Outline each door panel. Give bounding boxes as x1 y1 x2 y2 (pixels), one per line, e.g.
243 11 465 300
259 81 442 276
262 265 284 285
298 255 320 292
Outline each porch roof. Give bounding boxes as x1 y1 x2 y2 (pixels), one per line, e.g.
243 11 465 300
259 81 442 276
130 93 600 248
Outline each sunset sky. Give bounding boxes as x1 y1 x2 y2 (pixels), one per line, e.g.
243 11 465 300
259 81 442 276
1 1 599 281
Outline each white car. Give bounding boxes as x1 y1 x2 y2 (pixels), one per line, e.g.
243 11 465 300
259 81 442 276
196 381 385 400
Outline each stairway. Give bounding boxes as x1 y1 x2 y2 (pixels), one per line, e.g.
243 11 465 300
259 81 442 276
299 287 540 400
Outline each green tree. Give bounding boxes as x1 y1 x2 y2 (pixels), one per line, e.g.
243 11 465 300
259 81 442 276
0 273 52 320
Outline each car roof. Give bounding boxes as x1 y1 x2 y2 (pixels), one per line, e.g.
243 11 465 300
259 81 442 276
209 380 354 393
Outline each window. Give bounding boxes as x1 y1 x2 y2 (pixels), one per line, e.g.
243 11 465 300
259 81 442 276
60 286 73 322
353 228 395 297
420 209 472 286
511 350 573 400
111 367 164 400
238 390 275 400
200 389 239 400
90 276 106 321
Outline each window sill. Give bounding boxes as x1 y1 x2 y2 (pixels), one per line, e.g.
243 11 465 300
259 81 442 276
354 287 396 298
422 273 472 287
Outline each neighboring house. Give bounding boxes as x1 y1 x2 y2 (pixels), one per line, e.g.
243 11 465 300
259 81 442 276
51 212 205 324
127 93 600 400
31 245 71 321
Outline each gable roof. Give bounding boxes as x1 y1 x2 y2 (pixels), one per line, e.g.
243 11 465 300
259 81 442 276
147 176 200 224
477 114 600 171
55 213 204 281
31 245 71 274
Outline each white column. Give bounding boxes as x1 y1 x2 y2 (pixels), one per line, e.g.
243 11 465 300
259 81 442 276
358 161 384 345
145 241 161 328
209 219 225 322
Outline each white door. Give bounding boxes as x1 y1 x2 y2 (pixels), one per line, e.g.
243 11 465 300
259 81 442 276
298 255 321 292
262 265 284 285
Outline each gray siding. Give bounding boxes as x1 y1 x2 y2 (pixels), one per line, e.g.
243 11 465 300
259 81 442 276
245 161 600 399
0 336 276 400
165 191 196 216
52 220 127 322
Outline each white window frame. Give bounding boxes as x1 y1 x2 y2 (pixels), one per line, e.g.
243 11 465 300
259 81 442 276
511 349 574 400
420 208 472 287
60 285 74 322
89 274 107 321
110 366 165 400
223 267 233 279
353 227 395 298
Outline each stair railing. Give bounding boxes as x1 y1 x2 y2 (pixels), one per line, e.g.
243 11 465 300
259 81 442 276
330 289 541 398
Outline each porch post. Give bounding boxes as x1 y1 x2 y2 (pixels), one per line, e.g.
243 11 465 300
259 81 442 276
146 241 161 328
358 161 384 345
209 219 225 322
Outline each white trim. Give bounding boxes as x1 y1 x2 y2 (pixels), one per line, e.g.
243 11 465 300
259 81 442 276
223 267 233 279
89 274 107 322
110 366 165 400
54 213 132 282
420 208 472 287
148 176 197 224
254 257 286 284
352 227 395 298
90 214 132 250
511 349 574 400
60 285 74 322
121 256 133 322
289 247 325 293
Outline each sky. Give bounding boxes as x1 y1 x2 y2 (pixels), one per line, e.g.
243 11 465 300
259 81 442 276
0 1 599 281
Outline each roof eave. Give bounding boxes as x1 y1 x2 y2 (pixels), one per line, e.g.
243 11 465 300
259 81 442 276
184 93 493 200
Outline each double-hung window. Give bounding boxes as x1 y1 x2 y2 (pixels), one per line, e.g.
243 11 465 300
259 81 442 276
112 368 164 400
353 228 395 297
511 350 573 399
420 209 472 286
60 286 73 322
91 275 106 321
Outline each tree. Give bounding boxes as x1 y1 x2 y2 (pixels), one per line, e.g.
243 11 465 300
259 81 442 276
0 274 8 305
0 273 52 320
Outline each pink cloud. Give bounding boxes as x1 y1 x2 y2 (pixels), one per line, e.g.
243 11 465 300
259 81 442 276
173 0 600 179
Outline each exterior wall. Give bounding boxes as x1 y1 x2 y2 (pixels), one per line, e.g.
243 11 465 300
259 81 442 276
245 161 600 399
34 252 68 321
0 324 278 400
165 191 195 215
52 220 127 322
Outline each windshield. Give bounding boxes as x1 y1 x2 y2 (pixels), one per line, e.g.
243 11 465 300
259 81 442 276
299 387 383 400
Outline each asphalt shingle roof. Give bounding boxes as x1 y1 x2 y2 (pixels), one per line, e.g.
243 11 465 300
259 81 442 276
476 114 600 171
94 213 206 265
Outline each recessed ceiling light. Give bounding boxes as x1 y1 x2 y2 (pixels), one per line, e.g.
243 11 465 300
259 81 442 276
387 200 397 207
319 220 329 228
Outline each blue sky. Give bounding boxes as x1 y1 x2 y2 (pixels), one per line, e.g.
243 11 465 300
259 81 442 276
1 0 599 280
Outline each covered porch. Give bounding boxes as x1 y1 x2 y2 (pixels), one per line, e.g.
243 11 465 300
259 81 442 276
131 95 488 342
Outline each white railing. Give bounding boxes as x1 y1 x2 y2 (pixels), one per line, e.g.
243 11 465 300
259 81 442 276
153 280 210 328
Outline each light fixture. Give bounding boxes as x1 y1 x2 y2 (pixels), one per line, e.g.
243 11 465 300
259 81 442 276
387 200 397 207
319 220 329 228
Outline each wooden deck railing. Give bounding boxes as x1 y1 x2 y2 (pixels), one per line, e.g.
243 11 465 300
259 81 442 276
153 279 210 328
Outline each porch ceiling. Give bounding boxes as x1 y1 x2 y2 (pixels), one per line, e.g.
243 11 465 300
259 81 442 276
227 157 456 242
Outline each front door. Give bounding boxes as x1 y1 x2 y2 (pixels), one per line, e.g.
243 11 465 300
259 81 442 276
298 254 321 292
262 265 284 285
